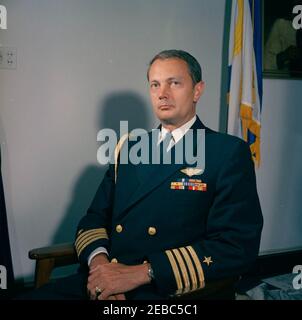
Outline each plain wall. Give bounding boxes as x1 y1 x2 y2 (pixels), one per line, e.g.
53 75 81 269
0 0 226 281
0 0 301 282
257 79 302 253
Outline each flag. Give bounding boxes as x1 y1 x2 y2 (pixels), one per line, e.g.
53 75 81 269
227 0 263 167
0 147 14 290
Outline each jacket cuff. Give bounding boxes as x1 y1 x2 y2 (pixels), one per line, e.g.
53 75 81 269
75 228 109 265
148 245 205 297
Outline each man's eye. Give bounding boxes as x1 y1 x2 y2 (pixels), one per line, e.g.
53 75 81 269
171 81 180 86
150 83 159 88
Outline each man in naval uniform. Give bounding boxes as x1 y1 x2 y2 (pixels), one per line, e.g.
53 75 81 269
77 50 263 300
22 50 262 300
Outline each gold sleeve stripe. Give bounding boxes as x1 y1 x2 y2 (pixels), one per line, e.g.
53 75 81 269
165 250 183 293
77 229 84 235
75 228 108 245
75 232 108 251
75 228 108 242
186 246 205 289
179 247 198 291
76 236 105 257
76 235 104 254
75 231 108 253
75 234 108 255
75 229 108 252
76 228 108 238
172 249 190 294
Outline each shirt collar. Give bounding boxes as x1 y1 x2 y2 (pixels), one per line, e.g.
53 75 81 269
159 115 197 144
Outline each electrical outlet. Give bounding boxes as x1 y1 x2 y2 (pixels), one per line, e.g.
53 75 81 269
0 47 17 69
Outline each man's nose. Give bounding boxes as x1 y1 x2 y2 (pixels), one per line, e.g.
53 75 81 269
158 84 169 99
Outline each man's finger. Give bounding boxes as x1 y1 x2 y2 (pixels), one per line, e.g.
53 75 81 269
87 283 102 300
87 274 99 285
87 271 102 284
98 288 112 301
89 291 96 300
89 265 100 273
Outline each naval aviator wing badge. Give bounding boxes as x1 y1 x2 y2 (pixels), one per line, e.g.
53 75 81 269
180 167 204 177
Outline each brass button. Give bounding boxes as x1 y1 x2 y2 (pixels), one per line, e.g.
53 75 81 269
111 258 118 263
116 224 123 233
148 227 157 236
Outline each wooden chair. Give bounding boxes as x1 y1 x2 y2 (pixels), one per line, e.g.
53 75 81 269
29 242 77 288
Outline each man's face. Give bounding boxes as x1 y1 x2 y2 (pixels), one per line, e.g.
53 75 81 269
148 58 204 128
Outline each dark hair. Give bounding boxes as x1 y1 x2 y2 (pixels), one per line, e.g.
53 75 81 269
147 49 202 85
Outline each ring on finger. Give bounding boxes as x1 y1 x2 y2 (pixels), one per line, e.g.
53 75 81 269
95 286 102 295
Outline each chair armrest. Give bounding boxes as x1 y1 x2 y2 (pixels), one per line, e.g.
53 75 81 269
29 242 77 260
29 242 78 288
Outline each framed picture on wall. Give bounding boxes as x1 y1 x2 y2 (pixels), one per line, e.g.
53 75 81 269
263 0 302 79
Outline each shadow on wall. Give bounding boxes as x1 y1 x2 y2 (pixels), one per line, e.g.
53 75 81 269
51 91 150 245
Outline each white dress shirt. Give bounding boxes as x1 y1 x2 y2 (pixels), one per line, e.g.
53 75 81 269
158 115 197 150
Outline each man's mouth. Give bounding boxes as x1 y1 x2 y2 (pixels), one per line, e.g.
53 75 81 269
159 104 174 110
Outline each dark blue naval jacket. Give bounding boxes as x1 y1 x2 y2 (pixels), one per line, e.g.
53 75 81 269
75 117 263 299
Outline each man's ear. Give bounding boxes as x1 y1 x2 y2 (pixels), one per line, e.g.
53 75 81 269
193 81 205 103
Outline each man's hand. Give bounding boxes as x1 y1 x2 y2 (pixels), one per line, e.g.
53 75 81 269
89 253 110 272
88 254 126 300
87 262 151 300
